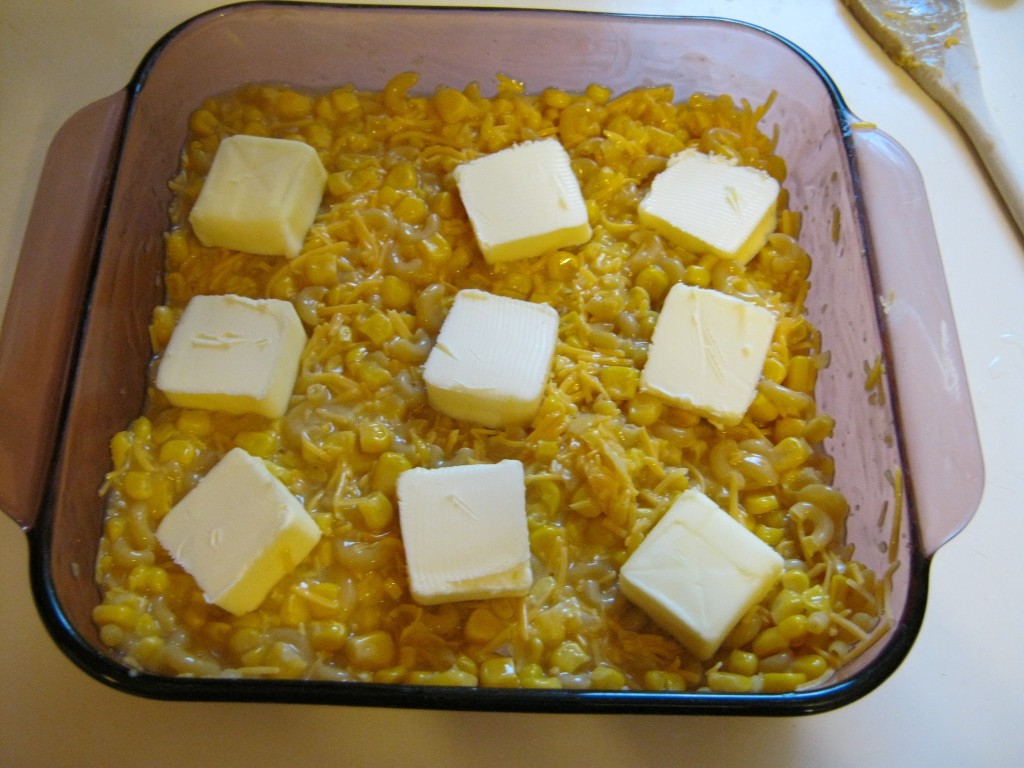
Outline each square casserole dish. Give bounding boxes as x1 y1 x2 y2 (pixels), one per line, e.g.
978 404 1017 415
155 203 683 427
0 2 983 715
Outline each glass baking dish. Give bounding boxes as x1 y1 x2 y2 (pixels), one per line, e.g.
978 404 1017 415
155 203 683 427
0 1 983 715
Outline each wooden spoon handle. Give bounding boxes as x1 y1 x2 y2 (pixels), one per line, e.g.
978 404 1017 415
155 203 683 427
934 82 1024 240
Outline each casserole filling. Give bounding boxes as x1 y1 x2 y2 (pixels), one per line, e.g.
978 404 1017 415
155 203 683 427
93 74 891 692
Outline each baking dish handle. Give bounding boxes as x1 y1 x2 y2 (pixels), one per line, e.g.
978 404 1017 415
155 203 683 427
849 122 984 557
0 92 127 532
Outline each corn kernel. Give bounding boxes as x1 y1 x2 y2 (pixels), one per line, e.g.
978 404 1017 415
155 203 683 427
781 569 811 593
465 607 505 645
346 631 396 671
189 108 219 137
357 311 394 346
358 422 394 453
408 667 478 687
394 195 428 225
371 451 412 496
761 671 807 693
308 620 348 652
234 431 279 458
635 264 670 303
306 250 338 286
643 670 687 692
229 627 262 655
99 623 125 648
546 250 580 282
777 614 808 644
159 438 197 468
744 493 780 516
600 365 639 401
520 663 563 689
770 589 805 624
380 275 415 310
93 603 137 631
358 492 394 531
110 431 133 469
280 592 311 627
131 635 165 667
591 665 626 690
627 393 664 426
434 85 473 123
752 627 788 657
480 657 520 688
354 362 391 388
726 649 759 677
123 471 153 501
785 355 818 393
127 564 169 596
176 410 213 437
707 670 754 693
793 653 828 679
683 264 711 288
274 90 313 120
550 640 590 674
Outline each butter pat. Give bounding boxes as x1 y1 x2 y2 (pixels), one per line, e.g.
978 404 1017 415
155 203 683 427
397 460 533 605
423 289 559 428
638 149 779 264
155 447 321 616
189 134 327 258
641 283 775 426
156 294 307 419
620 488 783 660
453 139 591 263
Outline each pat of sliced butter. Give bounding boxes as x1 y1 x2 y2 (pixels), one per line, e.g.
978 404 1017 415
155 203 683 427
155 447 322 616
641 283 775 426
638 149 779 264
396 460 533 605
189 134 327 258
423 289 559 428
619 488 784 660
453 138 592 263
156 294 307 419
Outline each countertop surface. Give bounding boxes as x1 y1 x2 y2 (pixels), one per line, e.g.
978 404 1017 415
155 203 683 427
2 1 1022 766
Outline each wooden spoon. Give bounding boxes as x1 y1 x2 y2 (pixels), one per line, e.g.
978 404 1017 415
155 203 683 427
843 0 1024 239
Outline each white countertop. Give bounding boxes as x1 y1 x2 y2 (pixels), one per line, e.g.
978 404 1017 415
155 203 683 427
2 1 1022 765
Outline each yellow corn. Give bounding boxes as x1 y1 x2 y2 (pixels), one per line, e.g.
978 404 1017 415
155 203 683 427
122 471 153 501
599 365 639 400
550 640 590 674
358 492 394 531
590 665 626 690
480 657 520 688
308 620 348 652
726 649 759 677
761 672 807 693
707 670 754 693
752 627 788 657
643 670 687 692
346 631 396 671
371 452 411 496
464 607 505 645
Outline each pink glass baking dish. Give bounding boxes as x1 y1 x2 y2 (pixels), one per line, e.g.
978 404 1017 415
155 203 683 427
0 2 983 715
